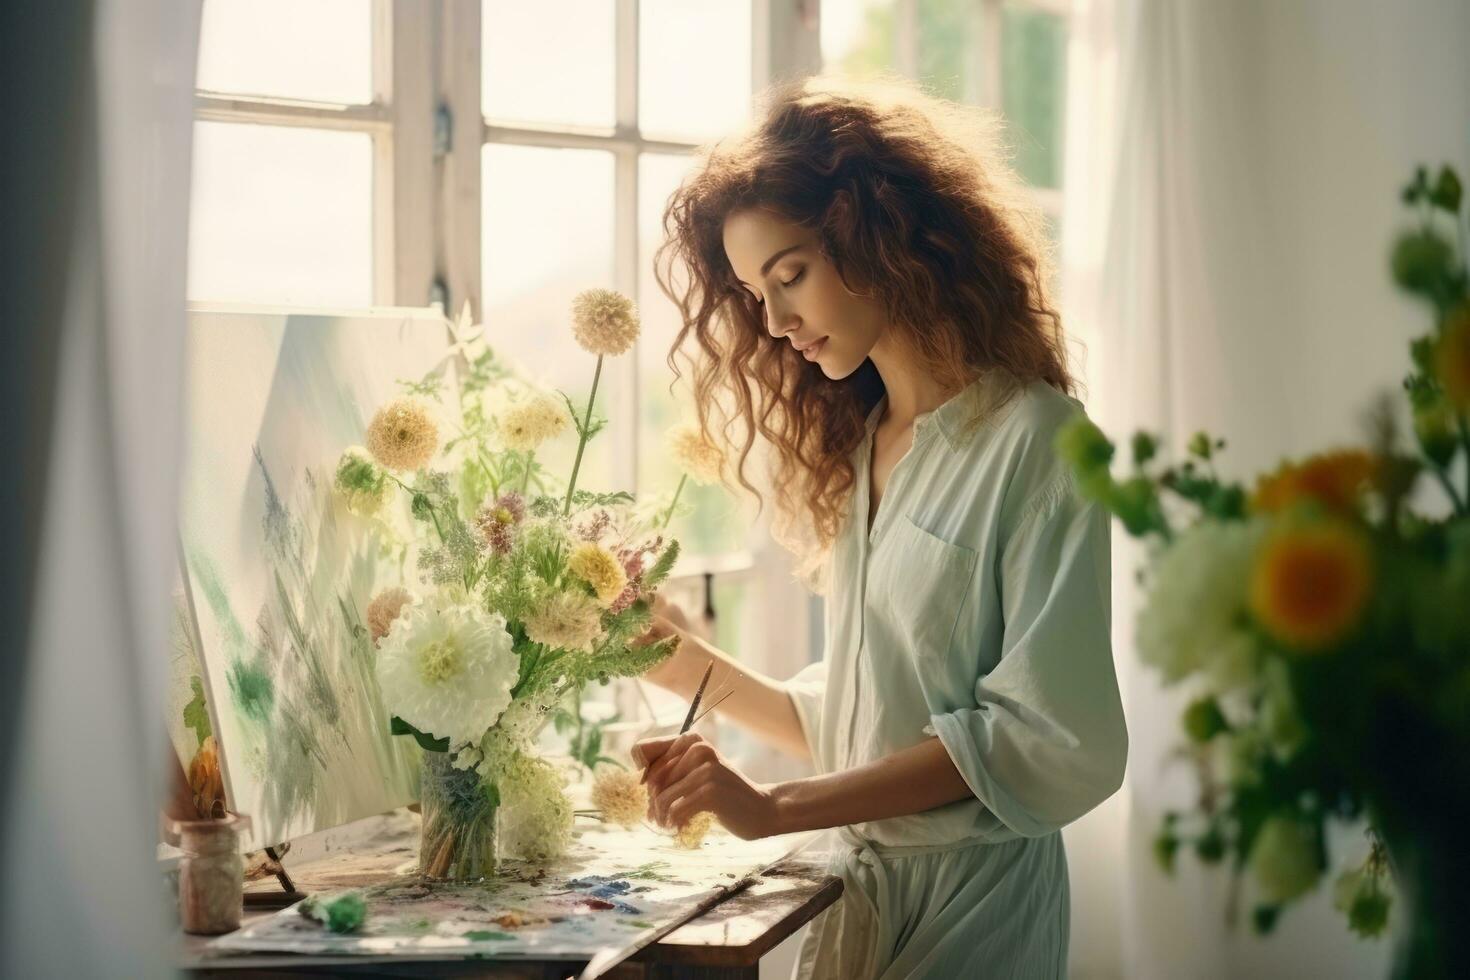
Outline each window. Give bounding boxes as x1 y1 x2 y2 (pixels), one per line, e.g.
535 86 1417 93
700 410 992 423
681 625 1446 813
821 0 1069 245
188 0 781 737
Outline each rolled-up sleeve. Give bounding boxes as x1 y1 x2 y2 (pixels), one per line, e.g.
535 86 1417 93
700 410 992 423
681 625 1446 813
784 659 828 760
929 471 1128 838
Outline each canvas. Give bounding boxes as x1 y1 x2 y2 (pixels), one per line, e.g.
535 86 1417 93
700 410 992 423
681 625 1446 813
179 305 450 851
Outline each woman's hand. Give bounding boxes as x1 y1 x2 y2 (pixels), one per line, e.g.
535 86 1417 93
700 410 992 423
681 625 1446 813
635 592 697 691
633 732 785 841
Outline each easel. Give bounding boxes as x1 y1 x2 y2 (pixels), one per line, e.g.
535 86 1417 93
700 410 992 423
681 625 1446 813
241 844 303 909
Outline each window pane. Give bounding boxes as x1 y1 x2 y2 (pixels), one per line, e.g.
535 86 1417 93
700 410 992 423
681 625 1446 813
187 122 372 306
197 0 372 104
822 0 898 76
916 0 969 103
638 154 753 557
640 0 752 142
483 144 620 496
1002 3 1067 189
483 1 615 128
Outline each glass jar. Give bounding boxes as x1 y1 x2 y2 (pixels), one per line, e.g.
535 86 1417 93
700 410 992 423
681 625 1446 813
172 812 249 935
418 751 498 881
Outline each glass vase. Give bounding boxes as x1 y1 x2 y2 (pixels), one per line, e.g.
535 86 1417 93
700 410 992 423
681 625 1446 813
418 751 498 881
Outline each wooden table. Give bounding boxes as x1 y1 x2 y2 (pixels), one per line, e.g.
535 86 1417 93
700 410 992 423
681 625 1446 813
178 816 842 980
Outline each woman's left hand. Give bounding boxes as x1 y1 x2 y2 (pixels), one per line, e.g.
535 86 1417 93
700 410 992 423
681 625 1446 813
632 732 785 841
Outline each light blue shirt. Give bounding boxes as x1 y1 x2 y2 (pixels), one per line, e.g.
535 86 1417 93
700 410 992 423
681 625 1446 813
785 370 1127 978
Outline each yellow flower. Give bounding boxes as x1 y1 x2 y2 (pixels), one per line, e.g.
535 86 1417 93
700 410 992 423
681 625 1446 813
568 543 628 607
366 398 439 472
1436 305 1470 409
590 768 648 829
496 390 572 452
1249 521 1372 652
675 810 715 849
667 422 725 485
1250 450 1377 517
571 288 640 357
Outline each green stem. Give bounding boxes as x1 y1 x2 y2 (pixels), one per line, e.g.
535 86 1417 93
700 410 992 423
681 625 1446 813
660 474 689 530
521 450 534 496
479 448 501 500
563 355 604 517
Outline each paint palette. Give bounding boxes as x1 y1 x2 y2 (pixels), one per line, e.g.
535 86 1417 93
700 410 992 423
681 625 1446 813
209 820 806 961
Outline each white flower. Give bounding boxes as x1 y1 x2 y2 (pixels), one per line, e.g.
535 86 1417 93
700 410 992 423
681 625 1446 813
1136 520 1264 688
375 600 519 746
497 754 574 863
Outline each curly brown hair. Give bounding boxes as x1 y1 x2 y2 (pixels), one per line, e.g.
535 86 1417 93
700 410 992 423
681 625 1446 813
652 73 1074 585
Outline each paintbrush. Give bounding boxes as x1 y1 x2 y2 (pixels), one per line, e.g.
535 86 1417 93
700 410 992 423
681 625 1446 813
640 661 713 786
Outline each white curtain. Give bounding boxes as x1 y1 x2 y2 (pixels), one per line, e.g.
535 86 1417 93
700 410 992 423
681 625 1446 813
0 1 200 976
1059 0 1470 977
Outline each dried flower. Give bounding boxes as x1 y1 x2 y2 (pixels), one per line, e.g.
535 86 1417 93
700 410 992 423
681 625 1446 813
496 390 572 452
476 492 526 556
523 589 605 654
570 288 640 357
568 543 628 607
591 767 648 829
366 398 439 472
667 422 725 485
366 586 414 646
675 810 715 849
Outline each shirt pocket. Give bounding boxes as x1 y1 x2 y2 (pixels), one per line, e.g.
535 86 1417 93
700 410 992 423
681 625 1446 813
875 513 978 666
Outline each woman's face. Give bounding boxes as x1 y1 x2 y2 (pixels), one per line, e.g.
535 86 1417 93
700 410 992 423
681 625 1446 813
722 208 887 380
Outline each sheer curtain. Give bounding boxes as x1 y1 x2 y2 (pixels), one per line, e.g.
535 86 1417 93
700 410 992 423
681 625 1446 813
1059 0 1470 977
0 1 200 976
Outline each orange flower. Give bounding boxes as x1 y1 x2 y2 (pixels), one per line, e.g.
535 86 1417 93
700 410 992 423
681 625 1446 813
1436 305 1470 409
1249 522 1372 652
1250 450 1378 516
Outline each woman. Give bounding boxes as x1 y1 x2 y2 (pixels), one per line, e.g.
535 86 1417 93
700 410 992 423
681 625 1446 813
633 75 1128 980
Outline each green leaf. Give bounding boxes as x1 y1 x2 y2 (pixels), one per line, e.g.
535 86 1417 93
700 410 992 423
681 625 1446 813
183 675 212 747
1182 696 1228 743
483 781 501 808
1430 164 1462 213
390 715 450 753
642 539 681 591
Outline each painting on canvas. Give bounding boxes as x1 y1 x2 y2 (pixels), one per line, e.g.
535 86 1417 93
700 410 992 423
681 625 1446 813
179 305 449 851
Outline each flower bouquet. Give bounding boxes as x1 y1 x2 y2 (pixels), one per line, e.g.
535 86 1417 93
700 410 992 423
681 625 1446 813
1056 164 1470 978
336 289 684 880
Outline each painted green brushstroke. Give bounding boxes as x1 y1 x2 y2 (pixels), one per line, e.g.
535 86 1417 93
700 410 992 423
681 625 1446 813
187 549 250 657
228 658 274 722
462 930 514 942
